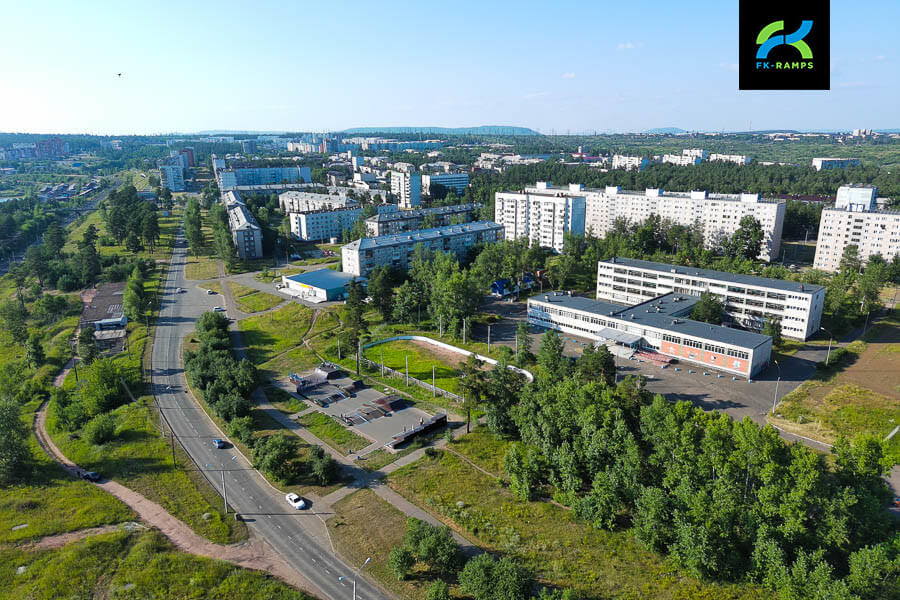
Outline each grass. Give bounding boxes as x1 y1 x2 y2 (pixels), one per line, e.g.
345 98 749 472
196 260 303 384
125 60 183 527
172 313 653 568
227 281 283 313
45 396 248 545
260 345 322 380
254 267 303 282
447 427 511 476
198 281 223 295
388 449 770 600
0 399 136 545
0 529 312 599
363 340 465 395
184 255 220 280
64 207 181 263
238 304 313 365
297 411 370 454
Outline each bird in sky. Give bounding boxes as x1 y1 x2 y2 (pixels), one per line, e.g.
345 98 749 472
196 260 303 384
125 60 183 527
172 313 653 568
116 73 123 77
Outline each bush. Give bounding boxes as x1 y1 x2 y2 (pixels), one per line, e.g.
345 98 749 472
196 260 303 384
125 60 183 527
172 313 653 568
425 580 451 600
310 446 339 486
388 546 414 580
83 413 117 445
227 415 254 445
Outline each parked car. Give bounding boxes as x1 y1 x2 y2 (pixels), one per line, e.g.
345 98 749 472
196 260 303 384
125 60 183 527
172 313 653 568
212 438 227 449
285 493 308 510
81 471 101 482
213 306 225 312
175 287 183 293
206 289 216 295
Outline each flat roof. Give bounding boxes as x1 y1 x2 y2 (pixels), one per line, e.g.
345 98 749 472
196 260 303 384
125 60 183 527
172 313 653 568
349 221 503 250
285 268 363 290
603 257 826 294
532 293 623 316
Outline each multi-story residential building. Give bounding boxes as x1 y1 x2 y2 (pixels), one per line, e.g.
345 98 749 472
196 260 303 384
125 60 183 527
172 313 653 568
365 203 482 236
158 163 185 192
35 137 69 160
290 204 398 241
811 157 861 171
217 166 312 190
813 185 900 272
662 154 702 166
279 190 356 213
682 148 708 160
241 140 257 154
709 153 751 165
391 171 422 208
421 172 470 196
341 221 504 277
493 182 586 253
528 292 772 378
227 202 263 259
595 257 826 340
179 147 195 168
612 155 649 171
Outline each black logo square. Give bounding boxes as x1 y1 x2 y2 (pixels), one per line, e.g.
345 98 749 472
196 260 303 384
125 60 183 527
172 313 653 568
739 0 830 90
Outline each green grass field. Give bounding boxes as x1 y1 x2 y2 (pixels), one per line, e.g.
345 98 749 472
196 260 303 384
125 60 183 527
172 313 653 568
64 207 181 263
0 529 311 600
297 411 370 454
184 255 220 280
227 282 283 313
447 426 511 476
238 304 313 365
363 340 463 395
388 449 770 600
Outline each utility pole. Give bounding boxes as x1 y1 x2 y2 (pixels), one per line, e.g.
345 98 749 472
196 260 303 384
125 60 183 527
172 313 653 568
380 348 384 376
405 355 409 387
463 318 466 344
487 324 491 351
356 340 360 375
515 333 519 360
337 338 341 360
222 470 227 514
432 365 436 397
771 360 781 414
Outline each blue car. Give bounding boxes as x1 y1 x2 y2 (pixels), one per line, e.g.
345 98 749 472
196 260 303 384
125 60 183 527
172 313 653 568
212 439 227 449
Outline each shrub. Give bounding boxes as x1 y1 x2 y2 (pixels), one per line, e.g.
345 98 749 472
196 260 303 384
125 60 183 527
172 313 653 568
227 415 254 445
388 546 414 580
83 413 117 445
425 580 451 600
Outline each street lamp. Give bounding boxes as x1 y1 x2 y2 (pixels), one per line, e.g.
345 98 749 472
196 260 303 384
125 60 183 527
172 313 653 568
820 327 834 366
771 360 781 415
338 557 371 600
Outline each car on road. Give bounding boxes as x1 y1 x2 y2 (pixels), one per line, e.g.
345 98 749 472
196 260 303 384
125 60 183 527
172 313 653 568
285 493 308 510
212 438 227 449
213 306 225 312
175 287 183 293
206 289 216 295
81 471 101 482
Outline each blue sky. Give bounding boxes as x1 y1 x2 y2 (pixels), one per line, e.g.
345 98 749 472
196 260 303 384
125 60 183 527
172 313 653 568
1 0 896 134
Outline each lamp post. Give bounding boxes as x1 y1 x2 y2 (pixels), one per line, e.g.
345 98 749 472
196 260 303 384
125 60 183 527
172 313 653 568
771 360 781 415
338 557 370 600
820 326 833 366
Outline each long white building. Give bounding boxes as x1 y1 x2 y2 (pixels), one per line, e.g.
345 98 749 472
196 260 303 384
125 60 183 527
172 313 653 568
813 185 900 272
365 203 482 236
611 155 649 171
811 158 861 171
595 257 826 340
290 204 398 241
493 182 587 252
279 190 356 213
391 171 421 208
710 153 751 165
341 221 504 277
662 154 701 166
516 182 785 261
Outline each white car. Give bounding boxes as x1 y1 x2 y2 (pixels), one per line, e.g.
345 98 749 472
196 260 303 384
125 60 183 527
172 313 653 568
285 493 307 510
213 306 225 312
175 287 183 293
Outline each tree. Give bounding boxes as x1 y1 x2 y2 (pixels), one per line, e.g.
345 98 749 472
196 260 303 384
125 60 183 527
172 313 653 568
83 412 117 445
537 330 566 381
227 415 254 445
25 245 49 287
516 320 533 363
725 216 764 261
80 358 131 417
763 316 783 348
691 292 724 325
78 326 100 364
576 343 615 386
839 245 862 274
123 267 152 326
252 433 297 483
0 396 29 484
505 442 542 500
459 554 534 600
142 211 159 251
459 353 486 433
425 580 451 600
388 546 414 580
0 299 28 340
309 445 338 485
367 266 395 322
25 333 45 368
43 221 66 256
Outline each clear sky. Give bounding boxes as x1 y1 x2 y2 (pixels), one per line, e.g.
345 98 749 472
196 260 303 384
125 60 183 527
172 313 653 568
1 0 896 135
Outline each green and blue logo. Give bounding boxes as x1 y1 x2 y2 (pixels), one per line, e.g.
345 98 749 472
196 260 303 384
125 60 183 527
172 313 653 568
756 20 814 59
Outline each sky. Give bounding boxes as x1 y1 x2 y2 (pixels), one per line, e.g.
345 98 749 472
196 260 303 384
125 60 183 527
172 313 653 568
1 0 897 135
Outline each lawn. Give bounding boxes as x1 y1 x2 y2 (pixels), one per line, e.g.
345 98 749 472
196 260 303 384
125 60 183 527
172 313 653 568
238 303 313 365
254 266 303 282
260 345 322 380
447 426 511 476
63 207 181 263
45 396 247 545
0 529 311 600
297 411 370 454
388 450 770 600
227 281 283 313
363 340 464 395
184 255 220 280
198 281 223 295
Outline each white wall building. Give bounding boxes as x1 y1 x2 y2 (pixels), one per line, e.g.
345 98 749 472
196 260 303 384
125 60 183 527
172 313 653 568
662 154 702 166
710 154 751 165
365 203 482 236
595 257 826 340
612 155 649 171
290 204 398 241
158 164 185 192
279 190 356 213
391 171 422 208
493 182 587 253
811 158 861 171
227 203 263 259
813 185 900 272
683 148 708 160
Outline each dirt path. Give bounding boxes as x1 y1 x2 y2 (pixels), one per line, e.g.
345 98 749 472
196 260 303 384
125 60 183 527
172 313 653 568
32 400 322 596
22 524 127 550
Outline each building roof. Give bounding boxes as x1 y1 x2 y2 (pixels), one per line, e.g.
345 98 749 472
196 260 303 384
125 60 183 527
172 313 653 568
533 293 624 316
81 282 126 323
604 257 826 294
366 203 481 223
348 220 503 250
285 268 364 291
228 203 260 231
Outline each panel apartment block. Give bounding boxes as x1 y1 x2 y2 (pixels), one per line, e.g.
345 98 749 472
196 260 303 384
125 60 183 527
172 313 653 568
279 190 356 213
595 257 825 340
493 182 586 253
365 203 482 236
290 204 398 241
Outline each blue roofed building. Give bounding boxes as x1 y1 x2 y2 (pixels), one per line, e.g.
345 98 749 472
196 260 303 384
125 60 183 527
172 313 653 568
281 269 366 302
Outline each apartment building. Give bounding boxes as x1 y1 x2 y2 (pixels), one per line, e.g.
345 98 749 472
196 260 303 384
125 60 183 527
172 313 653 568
662 154 701 167
682 148 708 160
421 172 470 196
710 153 751 165
524 183 786 261
290 204 398 241
341 221 504 277
391 171 422 208
279 190 356 213
365 203 482 236
811 158 861 171
528 292 772 378
611 155 649 171
813 185 900 272
493 182 586 252
227 203 263 259
158 163 185 192
595 257 826 340
218 166 312 190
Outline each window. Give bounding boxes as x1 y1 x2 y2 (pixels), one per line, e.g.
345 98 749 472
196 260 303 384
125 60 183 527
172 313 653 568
684 338 703 349
727 349 749 360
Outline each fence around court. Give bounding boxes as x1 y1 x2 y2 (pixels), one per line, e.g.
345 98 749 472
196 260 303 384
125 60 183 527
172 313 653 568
357 355 464 403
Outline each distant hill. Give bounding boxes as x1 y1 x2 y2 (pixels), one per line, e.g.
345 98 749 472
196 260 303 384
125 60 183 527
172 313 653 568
643 127 688 135
340 126 541 136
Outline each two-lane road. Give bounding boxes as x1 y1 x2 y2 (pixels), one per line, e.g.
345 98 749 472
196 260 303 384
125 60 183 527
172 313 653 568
150 230 387 600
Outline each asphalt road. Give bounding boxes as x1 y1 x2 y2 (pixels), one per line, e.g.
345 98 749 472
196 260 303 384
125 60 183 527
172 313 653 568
150 229 387 600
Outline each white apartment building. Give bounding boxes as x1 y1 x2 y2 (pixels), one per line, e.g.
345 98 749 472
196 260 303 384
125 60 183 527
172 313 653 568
421 172 470 196
710 154 751 165
365 203 482 236
290 204 398 241
612 155 649 171
662 154 702 166
158 164 185 192
341 221 504 277
279 190 356 213
493 182 587 253
391 171 422 208
811 158 861 171
595 257 826 340
227 203 263 259
683 148 708 160
813 185 900 272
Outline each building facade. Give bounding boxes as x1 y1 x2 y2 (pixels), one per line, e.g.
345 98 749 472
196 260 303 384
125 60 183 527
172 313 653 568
218 166 312 190
279 190 356 213
595 257 826 340
421 172 470 196
493 182 586 252
811 158 861 171
341 221 504 277
227 203 263 259
158 164 185 192
813 185 900 271
709 153 751 165
662 154 701 166
290 204 398 241
611 155 649 171
391 171 422 208
365 203 482 236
